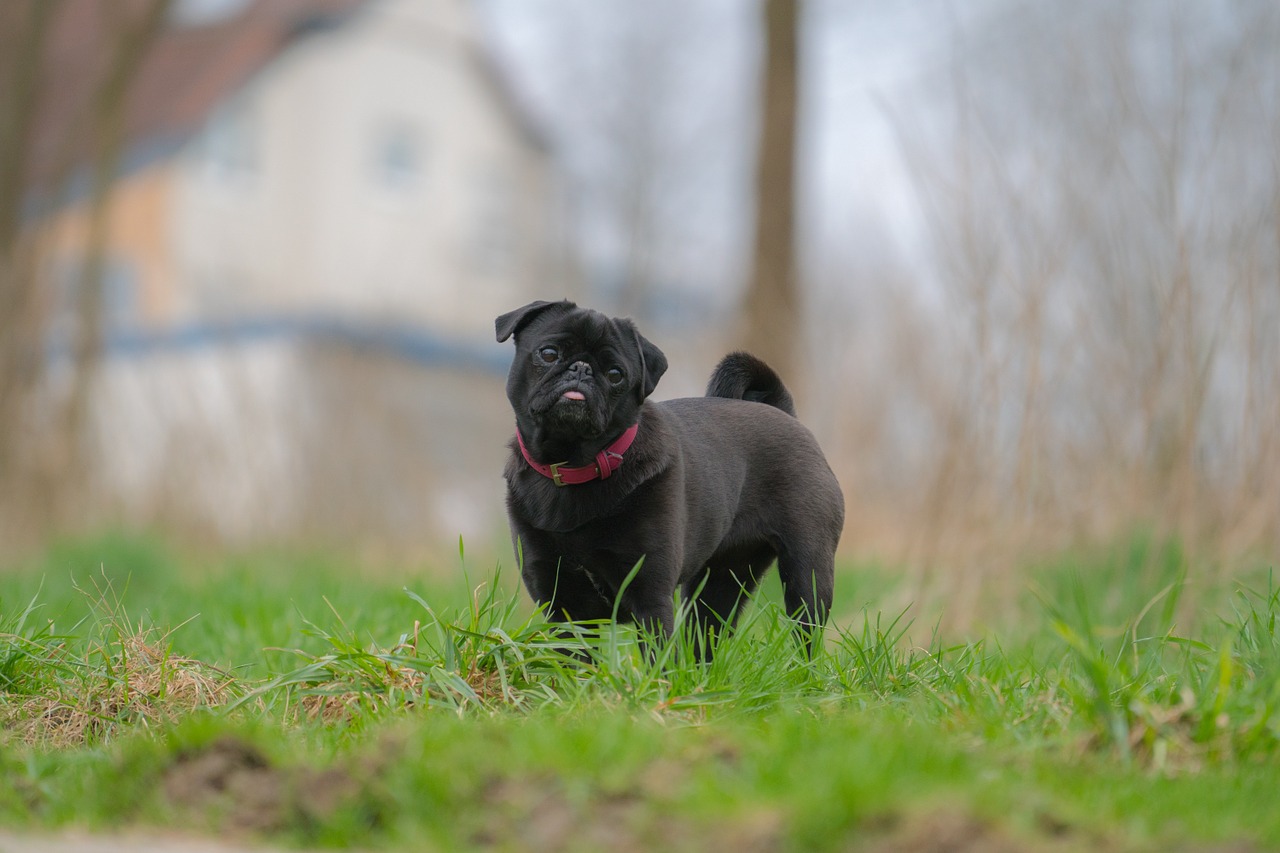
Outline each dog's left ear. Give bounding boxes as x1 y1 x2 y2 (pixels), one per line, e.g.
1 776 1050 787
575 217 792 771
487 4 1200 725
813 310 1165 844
495 300 575 343
627 323 667 402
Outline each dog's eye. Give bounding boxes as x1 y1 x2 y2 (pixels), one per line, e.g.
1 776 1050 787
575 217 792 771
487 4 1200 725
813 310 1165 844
537 346 559 364
606 367 625 385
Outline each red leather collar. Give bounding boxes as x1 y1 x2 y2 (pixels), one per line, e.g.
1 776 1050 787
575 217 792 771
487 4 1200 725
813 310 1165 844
516 424 639 486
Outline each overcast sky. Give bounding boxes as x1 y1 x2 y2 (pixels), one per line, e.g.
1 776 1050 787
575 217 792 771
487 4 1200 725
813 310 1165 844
475 0 993 308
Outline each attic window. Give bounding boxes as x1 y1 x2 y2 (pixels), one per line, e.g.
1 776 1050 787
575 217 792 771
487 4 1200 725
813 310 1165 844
170 0 251 28
203 102 257 183
372 122 423 193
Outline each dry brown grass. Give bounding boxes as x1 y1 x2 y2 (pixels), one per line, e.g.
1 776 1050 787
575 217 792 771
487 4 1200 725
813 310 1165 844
803 2 1280 614
2 621 234 748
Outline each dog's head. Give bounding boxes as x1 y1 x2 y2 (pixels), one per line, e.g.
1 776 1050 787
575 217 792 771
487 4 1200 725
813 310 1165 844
496 300 667 450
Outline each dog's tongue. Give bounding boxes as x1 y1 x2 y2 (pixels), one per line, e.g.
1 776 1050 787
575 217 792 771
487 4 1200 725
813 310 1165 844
562 390 586 401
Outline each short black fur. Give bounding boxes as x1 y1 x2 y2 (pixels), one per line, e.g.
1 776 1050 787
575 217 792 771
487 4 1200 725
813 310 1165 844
496 300 844 659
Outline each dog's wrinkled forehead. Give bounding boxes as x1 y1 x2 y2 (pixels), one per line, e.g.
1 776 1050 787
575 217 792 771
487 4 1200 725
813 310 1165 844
530 307 618 351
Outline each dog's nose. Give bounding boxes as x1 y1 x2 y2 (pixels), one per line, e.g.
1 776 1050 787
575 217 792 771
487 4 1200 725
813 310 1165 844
570 361 592 376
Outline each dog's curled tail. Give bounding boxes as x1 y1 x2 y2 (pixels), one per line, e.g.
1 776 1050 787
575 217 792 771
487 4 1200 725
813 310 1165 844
705 352 796 416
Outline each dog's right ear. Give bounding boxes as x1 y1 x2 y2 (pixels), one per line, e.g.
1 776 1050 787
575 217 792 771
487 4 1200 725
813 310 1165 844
495 300 575 343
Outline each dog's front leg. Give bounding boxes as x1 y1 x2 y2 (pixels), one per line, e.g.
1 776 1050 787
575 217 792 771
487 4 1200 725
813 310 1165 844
614 583 675 667
606 551 678 644
619 585 674 640
516 552 614 662
513 528 613 624
524 558 614 625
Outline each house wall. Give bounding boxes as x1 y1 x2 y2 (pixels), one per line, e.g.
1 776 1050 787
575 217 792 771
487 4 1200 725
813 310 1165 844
82 337 513 549
170 0 558 335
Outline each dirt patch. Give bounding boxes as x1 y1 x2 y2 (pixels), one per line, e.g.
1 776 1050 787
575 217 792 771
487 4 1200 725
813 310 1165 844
0 829 289 852
162 736 368 836
849 808 1252 853
859 811 1036 853
472 771 783 853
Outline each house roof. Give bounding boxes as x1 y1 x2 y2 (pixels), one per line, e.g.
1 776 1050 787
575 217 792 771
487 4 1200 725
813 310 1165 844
28 0 549 196
29 0 369 190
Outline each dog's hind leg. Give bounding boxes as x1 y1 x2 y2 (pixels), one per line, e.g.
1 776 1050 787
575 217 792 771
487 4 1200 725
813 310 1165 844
688 546 775 661
774 538 835 655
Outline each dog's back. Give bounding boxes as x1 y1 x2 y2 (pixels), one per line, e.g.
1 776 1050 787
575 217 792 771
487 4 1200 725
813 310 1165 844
704 352 796 416
658 354 840 645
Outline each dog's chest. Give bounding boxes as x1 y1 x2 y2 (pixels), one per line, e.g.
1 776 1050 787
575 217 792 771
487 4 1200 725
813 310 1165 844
547 526 655 595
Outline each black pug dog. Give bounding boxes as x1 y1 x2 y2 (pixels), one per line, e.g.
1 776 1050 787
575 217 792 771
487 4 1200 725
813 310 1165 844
496 300 844 658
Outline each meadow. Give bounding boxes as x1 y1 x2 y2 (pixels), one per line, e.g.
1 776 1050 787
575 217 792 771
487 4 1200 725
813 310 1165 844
1 531 1278 851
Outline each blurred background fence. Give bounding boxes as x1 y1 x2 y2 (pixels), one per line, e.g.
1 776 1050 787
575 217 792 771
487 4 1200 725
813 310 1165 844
2 0 1278 585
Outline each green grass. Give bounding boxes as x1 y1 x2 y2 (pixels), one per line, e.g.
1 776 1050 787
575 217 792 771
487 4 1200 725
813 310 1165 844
1 531 1278 850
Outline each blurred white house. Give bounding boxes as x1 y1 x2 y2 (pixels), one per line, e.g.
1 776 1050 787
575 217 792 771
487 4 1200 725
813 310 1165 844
173 0 556 331
31 0 565 548
41 0 557 332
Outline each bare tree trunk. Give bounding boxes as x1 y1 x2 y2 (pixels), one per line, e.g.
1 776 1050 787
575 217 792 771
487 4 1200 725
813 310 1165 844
63 0 173 470
741 0 801 384
0 1 62 536
0 0 172 546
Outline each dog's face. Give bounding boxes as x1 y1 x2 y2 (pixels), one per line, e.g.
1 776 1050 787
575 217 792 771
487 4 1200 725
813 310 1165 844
496 301 667 447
